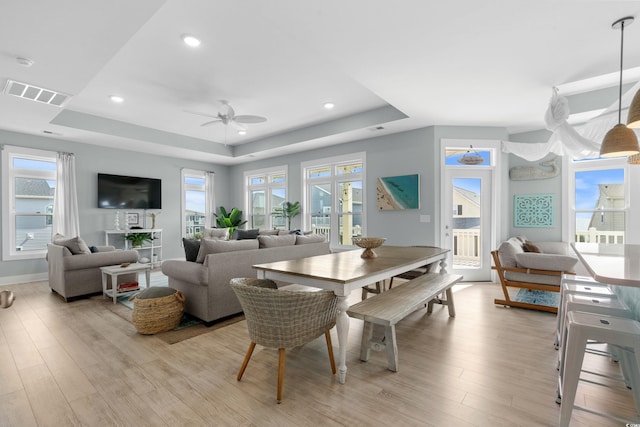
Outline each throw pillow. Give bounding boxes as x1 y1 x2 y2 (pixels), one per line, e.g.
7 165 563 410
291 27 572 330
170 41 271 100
202 227 228 240
257 234 296 248
89 246 100 253
195 239 259 263
53 234 91 254
295 234 326 245
522 241 542 253
234 228 259 240
182 238 201 262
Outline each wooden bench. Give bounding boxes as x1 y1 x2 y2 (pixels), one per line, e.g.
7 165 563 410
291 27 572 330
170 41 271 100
347 273 463 372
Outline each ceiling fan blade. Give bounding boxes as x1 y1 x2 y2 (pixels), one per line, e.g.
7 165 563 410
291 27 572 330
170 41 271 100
184 109 219 119
201 119 222 127
226 103 235 119
234 115 267 124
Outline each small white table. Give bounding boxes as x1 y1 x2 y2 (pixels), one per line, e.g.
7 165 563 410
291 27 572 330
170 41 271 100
100 263 151 303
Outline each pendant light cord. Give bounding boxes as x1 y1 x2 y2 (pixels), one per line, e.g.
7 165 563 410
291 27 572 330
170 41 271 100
618 20 625 124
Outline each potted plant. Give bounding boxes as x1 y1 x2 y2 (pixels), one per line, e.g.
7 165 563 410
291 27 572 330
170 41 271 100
125 232 152 248
274 201 301 230
214 206 248 235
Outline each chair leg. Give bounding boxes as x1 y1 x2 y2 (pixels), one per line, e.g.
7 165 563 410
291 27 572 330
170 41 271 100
325 330 336 374
277 348 286 403
237 341 256 381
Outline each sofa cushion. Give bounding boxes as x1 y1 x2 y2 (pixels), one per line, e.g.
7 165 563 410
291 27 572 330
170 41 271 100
202 227 228 240
196 239 259 263
53 234 91 255
182 238 201 262
258 234 296 248
258 229 280 236
515 252 578 272
234 229 259 240
497 237 524 268
295 234 326 245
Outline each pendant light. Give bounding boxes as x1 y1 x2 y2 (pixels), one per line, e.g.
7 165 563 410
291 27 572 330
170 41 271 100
599 16 640 158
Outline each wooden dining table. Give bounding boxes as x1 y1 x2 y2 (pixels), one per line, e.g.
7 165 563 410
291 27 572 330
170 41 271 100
253 245 450 383
571 243 640 287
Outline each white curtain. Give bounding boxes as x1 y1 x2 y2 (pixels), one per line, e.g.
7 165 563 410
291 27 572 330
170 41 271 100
53 152 80 237
205 171 216 228
502 82 640 161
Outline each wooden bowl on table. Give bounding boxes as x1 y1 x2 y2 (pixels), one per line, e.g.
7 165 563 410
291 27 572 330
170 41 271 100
352 237 386 258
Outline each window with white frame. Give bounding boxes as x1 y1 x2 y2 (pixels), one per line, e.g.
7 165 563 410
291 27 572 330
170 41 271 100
181 169 214 239
1 145 57 260
244 166 287 230
569 157 627 244
302 153 365 246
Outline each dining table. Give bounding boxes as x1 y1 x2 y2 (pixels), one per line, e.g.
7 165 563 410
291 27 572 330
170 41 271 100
253 245 450 384
571 242 640 287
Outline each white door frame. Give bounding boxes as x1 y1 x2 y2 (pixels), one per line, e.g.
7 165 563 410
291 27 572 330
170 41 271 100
440 139 501 281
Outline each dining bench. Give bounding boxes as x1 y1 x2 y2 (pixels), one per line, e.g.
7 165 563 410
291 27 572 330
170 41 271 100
347 273 463 372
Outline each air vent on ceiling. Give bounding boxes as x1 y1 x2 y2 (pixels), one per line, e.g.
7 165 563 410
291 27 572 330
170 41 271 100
3 79 70 107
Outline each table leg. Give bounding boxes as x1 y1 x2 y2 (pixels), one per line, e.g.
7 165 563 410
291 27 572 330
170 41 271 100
335 295 350 384
112 274 117 304
101 271 108 300
145 269 151 289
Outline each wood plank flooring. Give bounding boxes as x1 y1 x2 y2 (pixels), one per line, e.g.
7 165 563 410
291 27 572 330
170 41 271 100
0 280 637 426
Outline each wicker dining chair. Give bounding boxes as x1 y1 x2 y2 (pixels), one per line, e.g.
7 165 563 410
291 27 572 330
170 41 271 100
230 278 338 403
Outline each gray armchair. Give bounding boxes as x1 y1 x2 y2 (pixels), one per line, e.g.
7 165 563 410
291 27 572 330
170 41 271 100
47 243 139 302
230 278 338 403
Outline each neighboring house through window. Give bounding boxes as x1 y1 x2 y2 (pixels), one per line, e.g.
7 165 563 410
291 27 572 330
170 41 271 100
244 166 287 230
568 157 627 244
1 145 57 260
302 153 365 246
181 169 214 239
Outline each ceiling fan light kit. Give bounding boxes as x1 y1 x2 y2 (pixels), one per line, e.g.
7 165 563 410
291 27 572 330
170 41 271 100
599 16 640 158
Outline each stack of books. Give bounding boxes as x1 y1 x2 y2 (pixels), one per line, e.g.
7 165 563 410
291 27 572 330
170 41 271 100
117 281 139 292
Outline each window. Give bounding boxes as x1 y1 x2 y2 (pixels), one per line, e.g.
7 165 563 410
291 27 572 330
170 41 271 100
302 153 365 246
569 157 627 244
1 145 57 260
244 166 287 230
181 169 214 239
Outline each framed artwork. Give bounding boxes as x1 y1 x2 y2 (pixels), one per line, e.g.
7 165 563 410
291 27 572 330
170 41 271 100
126 212 139 226
376 174 420 210
514 194 554 227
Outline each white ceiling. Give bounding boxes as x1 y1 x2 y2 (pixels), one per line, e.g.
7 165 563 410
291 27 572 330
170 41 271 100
1 1 640 165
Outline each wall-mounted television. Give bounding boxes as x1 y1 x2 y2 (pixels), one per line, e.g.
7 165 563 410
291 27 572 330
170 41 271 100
97 173 162 209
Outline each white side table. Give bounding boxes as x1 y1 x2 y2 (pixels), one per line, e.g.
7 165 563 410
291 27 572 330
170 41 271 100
100 263 151 304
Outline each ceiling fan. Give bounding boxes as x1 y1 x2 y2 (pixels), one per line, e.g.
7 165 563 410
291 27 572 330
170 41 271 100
187 100 267 130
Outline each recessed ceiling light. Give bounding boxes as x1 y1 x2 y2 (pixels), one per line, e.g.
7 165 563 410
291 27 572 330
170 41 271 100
238 130 247 135
182 34 201 47
109 95 124 103
324 102 335 110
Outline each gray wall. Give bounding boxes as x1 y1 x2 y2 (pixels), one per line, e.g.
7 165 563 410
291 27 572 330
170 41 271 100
0 130 230 284
1 124 560 284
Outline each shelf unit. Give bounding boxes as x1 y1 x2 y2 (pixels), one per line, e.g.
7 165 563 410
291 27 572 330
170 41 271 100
104 229 162 268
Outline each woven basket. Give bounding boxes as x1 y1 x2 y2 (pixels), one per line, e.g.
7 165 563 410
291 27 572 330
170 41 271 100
131 290 185 335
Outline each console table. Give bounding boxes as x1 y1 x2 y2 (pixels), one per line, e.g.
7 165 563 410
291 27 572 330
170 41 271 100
105 229 162 267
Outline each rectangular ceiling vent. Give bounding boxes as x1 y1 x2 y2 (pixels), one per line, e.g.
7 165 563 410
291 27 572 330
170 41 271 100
2 79 70 107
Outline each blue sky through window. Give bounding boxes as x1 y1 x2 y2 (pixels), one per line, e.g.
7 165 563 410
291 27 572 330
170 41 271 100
575 169 624 210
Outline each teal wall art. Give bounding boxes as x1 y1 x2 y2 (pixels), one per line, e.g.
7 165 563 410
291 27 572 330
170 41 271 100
514 193 554 227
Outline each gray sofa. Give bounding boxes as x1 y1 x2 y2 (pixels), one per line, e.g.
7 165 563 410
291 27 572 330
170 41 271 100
161 236 331 323
47 243 139 301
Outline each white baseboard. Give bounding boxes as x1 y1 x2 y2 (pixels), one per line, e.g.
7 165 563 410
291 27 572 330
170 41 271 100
0 272 48 286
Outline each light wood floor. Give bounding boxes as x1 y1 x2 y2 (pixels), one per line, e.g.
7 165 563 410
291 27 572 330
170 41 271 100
0 280 637 427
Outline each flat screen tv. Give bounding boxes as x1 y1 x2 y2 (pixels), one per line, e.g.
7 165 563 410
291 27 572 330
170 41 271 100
97 173 162 209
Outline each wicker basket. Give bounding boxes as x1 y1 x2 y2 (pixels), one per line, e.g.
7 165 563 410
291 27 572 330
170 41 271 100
131 290 185 335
